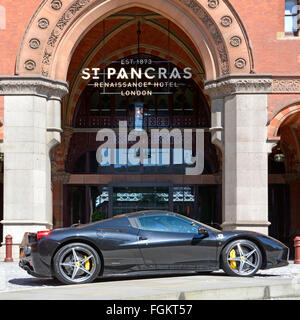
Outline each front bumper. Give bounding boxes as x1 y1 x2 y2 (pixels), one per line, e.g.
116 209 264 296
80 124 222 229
263 245 289 269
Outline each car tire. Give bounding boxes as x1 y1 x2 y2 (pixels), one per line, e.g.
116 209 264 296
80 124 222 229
53 242 101 285
221 239 262 277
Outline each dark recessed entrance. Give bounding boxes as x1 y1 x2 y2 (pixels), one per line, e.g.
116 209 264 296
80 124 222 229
64 183 221 227
111 184 171 215
63 8 221 230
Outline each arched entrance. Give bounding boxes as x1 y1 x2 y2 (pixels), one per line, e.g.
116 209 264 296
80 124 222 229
268 103 300 251
63 46 221 226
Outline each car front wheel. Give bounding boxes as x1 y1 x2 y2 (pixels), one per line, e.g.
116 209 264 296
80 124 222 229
53 242 101 285
221 239 262 277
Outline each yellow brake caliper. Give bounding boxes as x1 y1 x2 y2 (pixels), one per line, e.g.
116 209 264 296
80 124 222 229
229 249 237 269
84 256 91 271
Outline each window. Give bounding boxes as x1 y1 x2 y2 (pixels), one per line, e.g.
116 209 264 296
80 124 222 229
89 90 100 114
134 103 144 130
100 95 111 116
285 0 299 35
183 87 194 116
137 214 199 233
73 153 86 173
114 95 127 116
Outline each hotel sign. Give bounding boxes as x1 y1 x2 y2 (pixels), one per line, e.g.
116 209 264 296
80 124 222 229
81 58 193 96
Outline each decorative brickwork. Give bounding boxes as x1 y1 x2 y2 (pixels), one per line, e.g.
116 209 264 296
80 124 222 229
15 0 252 81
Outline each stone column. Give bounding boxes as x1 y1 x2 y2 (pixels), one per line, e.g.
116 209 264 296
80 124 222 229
0 76 68 259
205 75 273 234
208 91 225 223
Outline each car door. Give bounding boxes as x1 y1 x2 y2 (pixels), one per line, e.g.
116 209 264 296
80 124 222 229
134 213 218 270
95 218 144 272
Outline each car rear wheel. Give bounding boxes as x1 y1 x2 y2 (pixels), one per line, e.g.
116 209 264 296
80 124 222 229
221 239 262 277
53 243 101 285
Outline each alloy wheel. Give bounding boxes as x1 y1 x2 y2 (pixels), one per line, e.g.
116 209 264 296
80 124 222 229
54 243 100 284
223 240 262 276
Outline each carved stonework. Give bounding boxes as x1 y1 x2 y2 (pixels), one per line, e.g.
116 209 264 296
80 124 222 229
206 76 300 97
47 29 61 47
234 58 246 69
29 38 40 49
229 36 241 47
42 50 52 65
0 76 69 100
38 18 49 29
42 0 93 72
24 60 36 71
62 125 74 165
52 171 71 184
204 75 273 98
179 0 229 75
17 0 253 78
207 0 219 9
220 15 232 27
272 79 300 93
51 0 63 10
41 67 49 77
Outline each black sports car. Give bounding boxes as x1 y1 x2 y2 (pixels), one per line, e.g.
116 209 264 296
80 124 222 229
19 210 289 285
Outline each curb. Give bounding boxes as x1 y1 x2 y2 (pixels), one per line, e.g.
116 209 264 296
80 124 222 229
127 279 300 300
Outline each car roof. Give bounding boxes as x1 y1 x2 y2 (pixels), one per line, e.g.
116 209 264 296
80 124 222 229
91 210 220 232
114 210 175 219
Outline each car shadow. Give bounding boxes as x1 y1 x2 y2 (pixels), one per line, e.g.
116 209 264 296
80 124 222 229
8 271 216 288
93 270 281 282
94 271 213 283
8 270 280 289
8 277 62 287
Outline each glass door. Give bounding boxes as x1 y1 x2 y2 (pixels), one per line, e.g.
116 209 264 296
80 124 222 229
64 184 221 226
111 185 170 216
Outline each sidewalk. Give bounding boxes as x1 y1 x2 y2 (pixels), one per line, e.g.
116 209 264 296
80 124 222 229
0 261 300 300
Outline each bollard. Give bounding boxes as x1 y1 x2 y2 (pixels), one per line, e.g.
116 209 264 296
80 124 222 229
294 236 300 264
4 235 13 262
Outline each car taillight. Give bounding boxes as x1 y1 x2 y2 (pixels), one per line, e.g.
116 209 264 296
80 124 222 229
37 230 51 241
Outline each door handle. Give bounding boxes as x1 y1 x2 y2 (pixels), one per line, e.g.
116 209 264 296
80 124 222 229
139 236 148 241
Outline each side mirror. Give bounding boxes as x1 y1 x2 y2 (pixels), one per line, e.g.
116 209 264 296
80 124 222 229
198 227 208 236
192 228 209 244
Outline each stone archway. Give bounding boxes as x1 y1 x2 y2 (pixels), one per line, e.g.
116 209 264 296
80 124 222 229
16 0 253 81
268 103 300 139
268 103 300 247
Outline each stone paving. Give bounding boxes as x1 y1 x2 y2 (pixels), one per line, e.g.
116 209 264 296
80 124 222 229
0 260 300 294
0 261 58 292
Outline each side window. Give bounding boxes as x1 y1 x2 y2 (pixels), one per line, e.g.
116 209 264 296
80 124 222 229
285 0 299 36
137 215 168 232
137 214 199 233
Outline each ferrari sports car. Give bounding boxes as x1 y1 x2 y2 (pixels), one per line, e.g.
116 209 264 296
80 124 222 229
19 210 289 285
